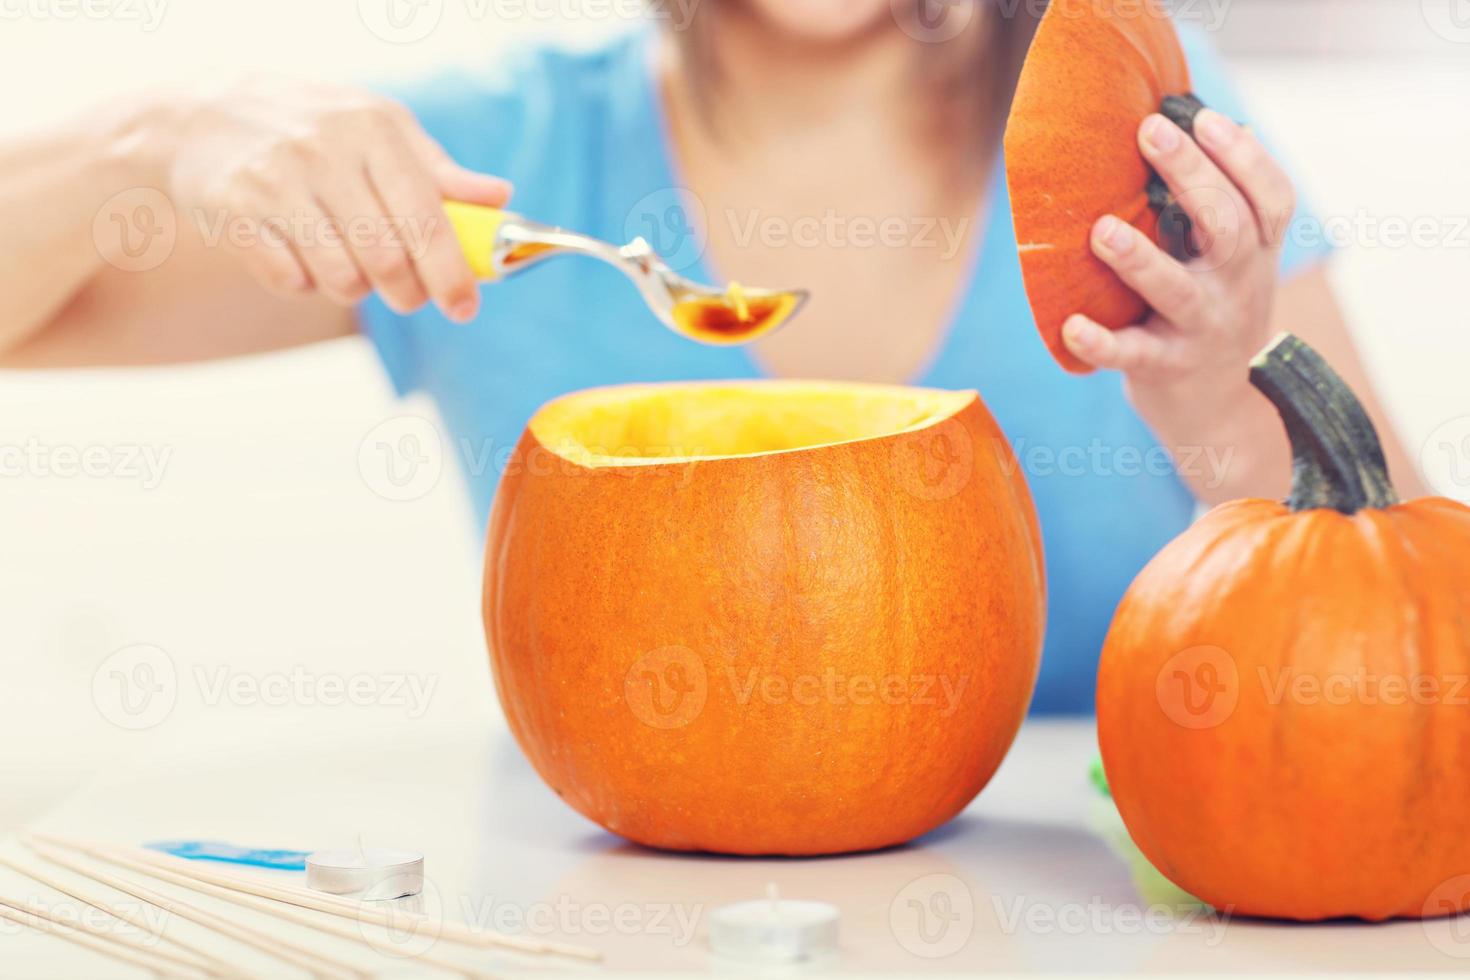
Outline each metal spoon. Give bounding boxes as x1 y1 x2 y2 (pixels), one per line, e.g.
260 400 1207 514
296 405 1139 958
445 202 809 344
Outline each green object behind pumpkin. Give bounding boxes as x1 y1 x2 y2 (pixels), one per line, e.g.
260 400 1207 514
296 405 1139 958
1090 755 1111 797
1089 754 1203 907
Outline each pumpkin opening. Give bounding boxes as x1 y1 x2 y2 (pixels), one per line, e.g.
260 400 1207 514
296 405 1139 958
529 381 976 467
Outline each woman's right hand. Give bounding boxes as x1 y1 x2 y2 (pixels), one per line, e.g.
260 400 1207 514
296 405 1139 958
165 76 512 323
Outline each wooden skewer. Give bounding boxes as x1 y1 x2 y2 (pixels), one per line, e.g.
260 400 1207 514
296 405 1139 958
83 847 507 980
0 854 241 978
0 895 214 977
24 840 369 980
32 832 601 962
125 839 593 962
0 900 196 979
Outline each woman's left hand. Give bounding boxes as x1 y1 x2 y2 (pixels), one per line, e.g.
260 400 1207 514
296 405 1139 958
1060 108 1296 415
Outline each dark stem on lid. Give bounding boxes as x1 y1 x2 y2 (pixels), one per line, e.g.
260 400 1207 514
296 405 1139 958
1148 93 1208 260
1161 93 1207 136
1148 175 1193 260
1248 333 1400 514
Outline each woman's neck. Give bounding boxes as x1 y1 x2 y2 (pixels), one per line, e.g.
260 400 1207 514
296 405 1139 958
688 6 918 131
659 6 994 185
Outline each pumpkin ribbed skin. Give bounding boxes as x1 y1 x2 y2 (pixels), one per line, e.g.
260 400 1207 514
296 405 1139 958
1099 496 1470 920
1005 0 1191 373
484 382 1045 855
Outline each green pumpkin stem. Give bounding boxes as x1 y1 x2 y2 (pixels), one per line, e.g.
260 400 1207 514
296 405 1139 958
1248 333 1400 514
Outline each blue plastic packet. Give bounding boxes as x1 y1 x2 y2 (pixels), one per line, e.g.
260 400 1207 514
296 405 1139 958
144 840 311 872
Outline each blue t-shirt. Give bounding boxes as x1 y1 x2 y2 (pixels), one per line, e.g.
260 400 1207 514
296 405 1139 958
361 27 1329 714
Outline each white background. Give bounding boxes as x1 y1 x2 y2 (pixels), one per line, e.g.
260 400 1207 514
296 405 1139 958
2 0 1469 830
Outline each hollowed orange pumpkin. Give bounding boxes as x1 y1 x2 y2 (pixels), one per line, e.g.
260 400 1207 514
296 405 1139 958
1098 334 1470 920
1005 0 1204 372
484 381 1045 855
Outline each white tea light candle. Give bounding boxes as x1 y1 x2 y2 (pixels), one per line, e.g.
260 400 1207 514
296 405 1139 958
708 884 839 962
305 848 423 900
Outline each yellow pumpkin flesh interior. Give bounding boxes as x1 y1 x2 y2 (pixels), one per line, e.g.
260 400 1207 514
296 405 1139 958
530 381 977 467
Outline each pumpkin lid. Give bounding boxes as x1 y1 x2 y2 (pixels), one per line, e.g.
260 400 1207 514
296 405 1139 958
1004 0 1198 373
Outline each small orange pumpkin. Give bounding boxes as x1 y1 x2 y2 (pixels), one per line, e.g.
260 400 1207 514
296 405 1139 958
1098 334 1470 921
1005 0 1205 372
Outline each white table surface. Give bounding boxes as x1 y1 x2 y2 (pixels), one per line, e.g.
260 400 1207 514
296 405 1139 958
4 717 1468 978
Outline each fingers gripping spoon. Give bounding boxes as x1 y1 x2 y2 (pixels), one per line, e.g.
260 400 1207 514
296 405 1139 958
444 201 809 343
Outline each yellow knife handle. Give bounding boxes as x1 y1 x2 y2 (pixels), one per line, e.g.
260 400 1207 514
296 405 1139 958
444 201 508 281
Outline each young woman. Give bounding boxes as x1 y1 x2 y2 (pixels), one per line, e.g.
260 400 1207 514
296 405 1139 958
0 1 1422 711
